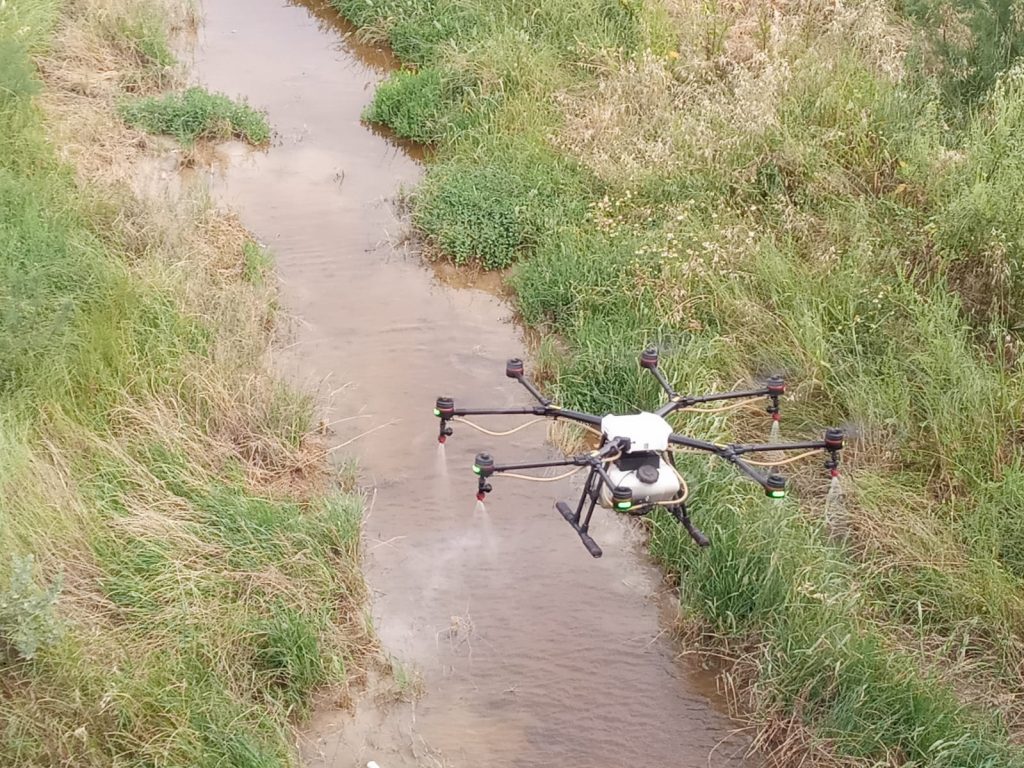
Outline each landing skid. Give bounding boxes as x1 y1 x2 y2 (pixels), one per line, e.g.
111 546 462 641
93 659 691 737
556 501 603 558
554 466 711 557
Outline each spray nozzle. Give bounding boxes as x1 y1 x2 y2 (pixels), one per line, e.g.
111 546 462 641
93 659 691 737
436 397 455 443
766 375 785 419
474 453 495 499
823 428 844 475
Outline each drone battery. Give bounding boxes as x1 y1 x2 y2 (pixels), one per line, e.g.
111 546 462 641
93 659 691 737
598 453 681 508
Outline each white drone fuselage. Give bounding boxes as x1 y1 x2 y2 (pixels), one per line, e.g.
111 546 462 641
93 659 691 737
597 412 681 508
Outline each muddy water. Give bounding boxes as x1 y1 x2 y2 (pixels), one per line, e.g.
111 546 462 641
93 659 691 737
190 1 755 765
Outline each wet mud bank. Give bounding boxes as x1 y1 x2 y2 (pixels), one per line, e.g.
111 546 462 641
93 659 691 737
189 0 757 765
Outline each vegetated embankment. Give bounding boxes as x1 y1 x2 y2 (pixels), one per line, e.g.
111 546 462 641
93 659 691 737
334 0 1024 765
1 0 370 764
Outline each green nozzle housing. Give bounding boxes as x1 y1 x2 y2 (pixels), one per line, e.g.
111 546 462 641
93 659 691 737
473 452 495 477
765 473 787 499
612 485 633 511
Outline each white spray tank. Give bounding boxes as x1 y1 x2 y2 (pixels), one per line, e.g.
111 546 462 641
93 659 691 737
597 412 680 508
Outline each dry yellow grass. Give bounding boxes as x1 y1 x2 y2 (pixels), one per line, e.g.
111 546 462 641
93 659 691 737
555 0 909 185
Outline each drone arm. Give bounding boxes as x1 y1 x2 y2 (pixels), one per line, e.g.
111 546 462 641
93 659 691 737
669 431 775 475
690 387 772 405
730 428 844 466
730 439 827 455
729 455 772 484
718 455 787 497
435 396 604 443
551 407 603 427
670 432 836 497
519 377 550 406
668 432 726 452
656 385 772 418
648 358 786 418
473 437 629 502
456 405 601 427
484 456 590 473
639 347 677 399
456 406 546 417
650 367 677 399
483 437 623 475
505 358 551 406
710 428 845 495
471 452 582 501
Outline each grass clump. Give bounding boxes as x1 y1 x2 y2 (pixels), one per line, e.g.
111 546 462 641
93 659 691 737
0 0 369 764
120 85 270 145
415 142 590 269
242 239 273 285
0 555 62 662
342 0 1024 761
363 66 492 144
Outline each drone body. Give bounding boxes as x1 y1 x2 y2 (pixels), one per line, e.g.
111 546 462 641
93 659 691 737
596 413 679 508
435 348 843 558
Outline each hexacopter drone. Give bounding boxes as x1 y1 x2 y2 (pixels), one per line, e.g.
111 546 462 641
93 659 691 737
434 347 844 558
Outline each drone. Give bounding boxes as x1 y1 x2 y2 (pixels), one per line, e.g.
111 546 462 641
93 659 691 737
433 347 844 558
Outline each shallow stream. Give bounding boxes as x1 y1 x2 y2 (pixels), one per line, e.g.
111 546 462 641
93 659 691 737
189 2 756 765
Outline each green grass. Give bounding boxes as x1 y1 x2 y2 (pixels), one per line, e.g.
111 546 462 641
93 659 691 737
0 0 366 765
903 0 1024 111
120 86 271 146
97 0 178 91
413 140 591 268
339 0 1024 762
242 240 273 285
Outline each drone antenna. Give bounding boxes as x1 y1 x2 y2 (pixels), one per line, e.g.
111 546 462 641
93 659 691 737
640 346 676 399
506 358 551 406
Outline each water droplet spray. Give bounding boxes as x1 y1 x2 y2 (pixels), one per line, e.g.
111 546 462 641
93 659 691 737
824 472 847 538
435 441 448 478
767 375 785 444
